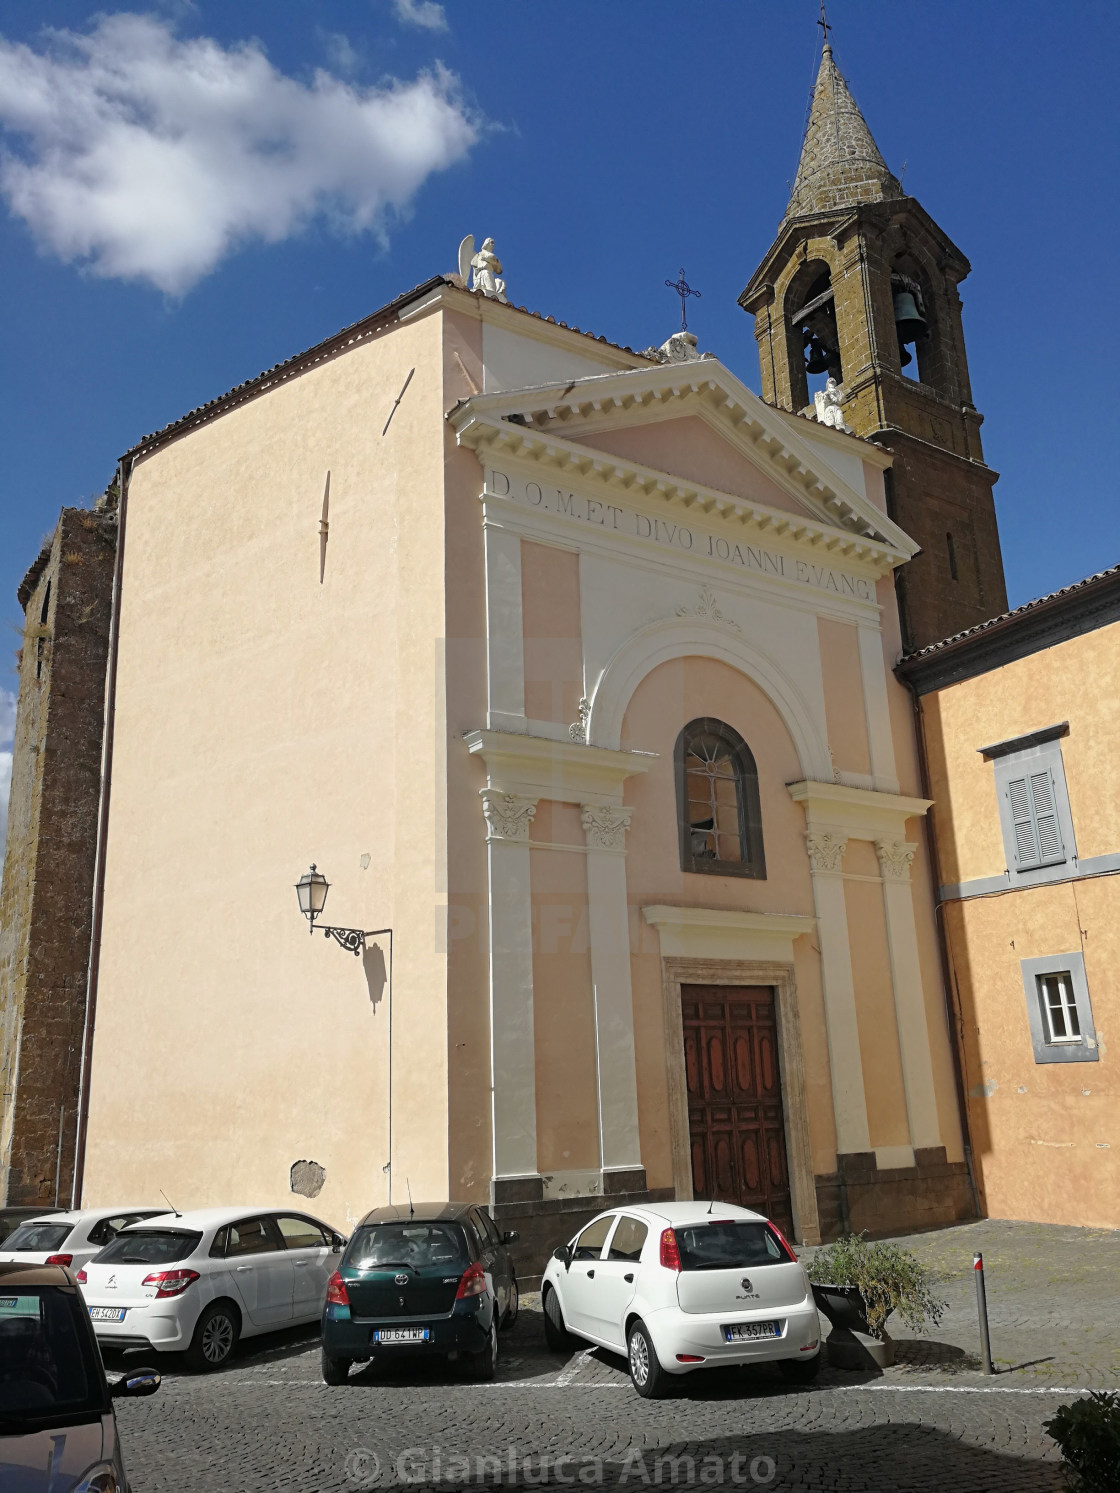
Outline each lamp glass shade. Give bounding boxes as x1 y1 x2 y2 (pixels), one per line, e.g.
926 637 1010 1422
296 865 329 921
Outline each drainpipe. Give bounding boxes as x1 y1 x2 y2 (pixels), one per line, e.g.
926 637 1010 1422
900 669 982 1221
71 455 130 1208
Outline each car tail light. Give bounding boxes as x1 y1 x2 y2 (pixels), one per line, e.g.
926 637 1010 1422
45 1254 73 1268
455 1262 486 1299
659 1228 681 1272
141 1269 200 1299
325 1271 350 1306
76 1268 88 1284
767 1222 798 1262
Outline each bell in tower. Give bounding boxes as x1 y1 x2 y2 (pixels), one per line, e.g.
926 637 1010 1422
739 32 1008 650
891 275 929 368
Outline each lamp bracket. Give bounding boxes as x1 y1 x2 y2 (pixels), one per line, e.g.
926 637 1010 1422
321 925 369 957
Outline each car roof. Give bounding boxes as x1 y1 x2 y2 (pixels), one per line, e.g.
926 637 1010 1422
356 1202 477 1227
13 1206 161 1228
593 1201 769 1228
0 1260 77 1287
116 1205 336 1232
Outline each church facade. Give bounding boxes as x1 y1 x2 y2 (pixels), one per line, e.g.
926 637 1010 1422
3 39 1009 1257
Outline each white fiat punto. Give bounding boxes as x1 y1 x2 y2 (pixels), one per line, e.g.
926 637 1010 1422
77 1206 345 1370
541 1202 820 1396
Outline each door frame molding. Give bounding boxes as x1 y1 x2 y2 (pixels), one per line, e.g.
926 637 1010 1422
660 957 821 1245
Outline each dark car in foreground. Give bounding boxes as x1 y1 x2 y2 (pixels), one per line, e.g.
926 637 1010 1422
321 1203 519 1384
0 1260 159 1491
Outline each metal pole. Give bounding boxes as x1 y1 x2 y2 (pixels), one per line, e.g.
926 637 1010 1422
973 1251 993 1374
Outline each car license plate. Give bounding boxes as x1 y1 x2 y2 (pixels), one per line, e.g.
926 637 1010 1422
723 1321 780 1342
89 1307 127 1323
372 1327 429 1344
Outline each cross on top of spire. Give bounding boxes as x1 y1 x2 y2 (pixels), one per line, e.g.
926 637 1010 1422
784 18 902 221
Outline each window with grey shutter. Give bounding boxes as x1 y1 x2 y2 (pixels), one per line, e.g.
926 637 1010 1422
982 725 1076 887
1005 768 1065 870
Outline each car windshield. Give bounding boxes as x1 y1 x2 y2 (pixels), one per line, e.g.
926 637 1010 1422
0 1285 109 1431
3 1223 72 1253
93 1230 202 1266
346 1223 467 1271
674 1221 791 1271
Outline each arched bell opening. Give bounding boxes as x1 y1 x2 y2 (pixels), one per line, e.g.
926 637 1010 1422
891 253 944 392
783 260 843 413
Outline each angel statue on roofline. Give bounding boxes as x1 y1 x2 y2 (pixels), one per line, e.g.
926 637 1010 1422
457 235 507 302
813 376 853 434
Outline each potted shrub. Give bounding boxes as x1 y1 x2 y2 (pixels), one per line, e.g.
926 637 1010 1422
805 1234 946 1369
1044 1391 1120 1493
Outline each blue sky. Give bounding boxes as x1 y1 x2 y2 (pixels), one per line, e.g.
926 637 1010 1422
1 1 1118 843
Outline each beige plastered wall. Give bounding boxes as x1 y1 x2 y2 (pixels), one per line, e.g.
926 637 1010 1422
84 308 452 1230
919 624 1120 1226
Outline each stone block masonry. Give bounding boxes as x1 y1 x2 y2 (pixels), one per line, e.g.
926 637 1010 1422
0 505 117 1206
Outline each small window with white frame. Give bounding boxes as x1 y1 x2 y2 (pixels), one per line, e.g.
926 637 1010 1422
980 724 1077 886
1019 952 1098 1064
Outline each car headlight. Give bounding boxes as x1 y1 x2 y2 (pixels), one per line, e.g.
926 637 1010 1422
73 1464 121 1493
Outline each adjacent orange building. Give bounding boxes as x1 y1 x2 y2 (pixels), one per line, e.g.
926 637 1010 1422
900 567 1120 1230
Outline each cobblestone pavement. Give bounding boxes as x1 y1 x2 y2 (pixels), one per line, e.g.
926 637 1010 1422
111 1220 1120 1491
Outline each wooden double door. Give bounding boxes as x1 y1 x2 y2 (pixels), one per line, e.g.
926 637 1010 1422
681 984 794 1235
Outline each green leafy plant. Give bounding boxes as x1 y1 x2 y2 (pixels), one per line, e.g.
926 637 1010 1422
805 1233 946 1338
1044 1391 1120 1493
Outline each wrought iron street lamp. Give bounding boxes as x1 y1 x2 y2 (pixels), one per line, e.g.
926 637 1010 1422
295 863 388 957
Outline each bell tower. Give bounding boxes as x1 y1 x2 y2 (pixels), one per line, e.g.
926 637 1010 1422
741 39 1007 650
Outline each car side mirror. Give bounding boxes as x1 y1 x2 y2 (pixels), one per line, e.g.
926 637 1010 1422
502 1230 519 1245
112 1367 161 1399
331 1235 344 1252
552 1244 572 1270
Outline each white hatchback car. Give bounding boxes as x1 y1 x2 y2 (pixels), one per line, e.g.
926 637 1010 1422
0 1207 164 1273
541 1202 820 1396
77 1206 345 1370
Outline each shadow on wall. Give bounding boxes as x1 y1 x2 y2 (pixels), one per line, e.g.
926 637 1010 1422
363 941 387 1012
385 1424 1060 1490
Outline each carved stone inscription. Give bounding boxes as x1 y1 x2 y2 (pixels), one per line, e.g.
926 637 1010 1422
487 470 875 602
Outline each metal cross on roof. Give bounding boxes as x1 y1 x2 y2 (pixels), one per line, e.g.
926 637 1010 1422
665 267 701 332
817 0 832 45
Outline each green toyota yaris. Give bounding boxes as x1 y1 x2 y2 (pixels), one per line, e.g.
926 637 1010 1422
320 1202 519 1384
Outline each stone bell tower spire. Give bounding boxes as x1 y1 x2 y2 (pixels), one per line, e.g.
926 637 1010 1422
741 31 1007 651
787 41 902 219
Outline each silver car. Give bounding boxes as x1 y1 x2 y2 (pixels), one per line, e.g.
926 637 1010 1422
0 1260 159 1491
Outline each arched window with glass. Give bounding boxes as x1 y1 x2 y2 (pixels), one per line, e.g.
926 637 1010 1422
675 718 766 878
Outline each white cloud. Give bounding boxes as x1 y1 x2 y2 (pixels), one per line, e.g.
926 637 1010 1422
0 688 14 743
392 0 448 31
0 14 477 293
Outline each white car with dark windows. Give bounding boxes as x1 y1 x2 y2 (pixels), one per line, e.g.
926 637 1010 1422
0 1207 164 1273
77 1206 345 1370
541 1202 820 1397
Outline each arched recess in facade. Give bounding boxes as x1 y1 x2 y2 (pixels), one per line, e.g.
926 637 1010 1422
586 619 831 783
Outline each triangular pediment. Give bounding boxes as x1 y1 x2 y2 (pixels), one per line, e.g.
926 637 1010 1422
448 359 916 560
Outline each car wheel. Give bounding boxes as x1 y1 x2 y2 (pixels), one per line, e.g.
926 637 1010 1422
501 1277 519 1330
186 1302 240 1371
321 1348 352 1385
627 1319 665 1399
468 1319 499 1381
542 1285 573 1352
779 1354 821 1384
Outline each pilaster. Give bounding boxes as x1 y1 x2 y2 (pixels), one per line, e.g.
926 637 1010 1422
481 789 539 1189
581 805 643 1179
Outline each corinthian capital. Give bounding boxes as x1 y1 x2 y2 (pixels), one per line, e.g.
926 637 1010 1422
581 803 633 853
805 830 848 874
481 790 537 843
875 838 917 881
